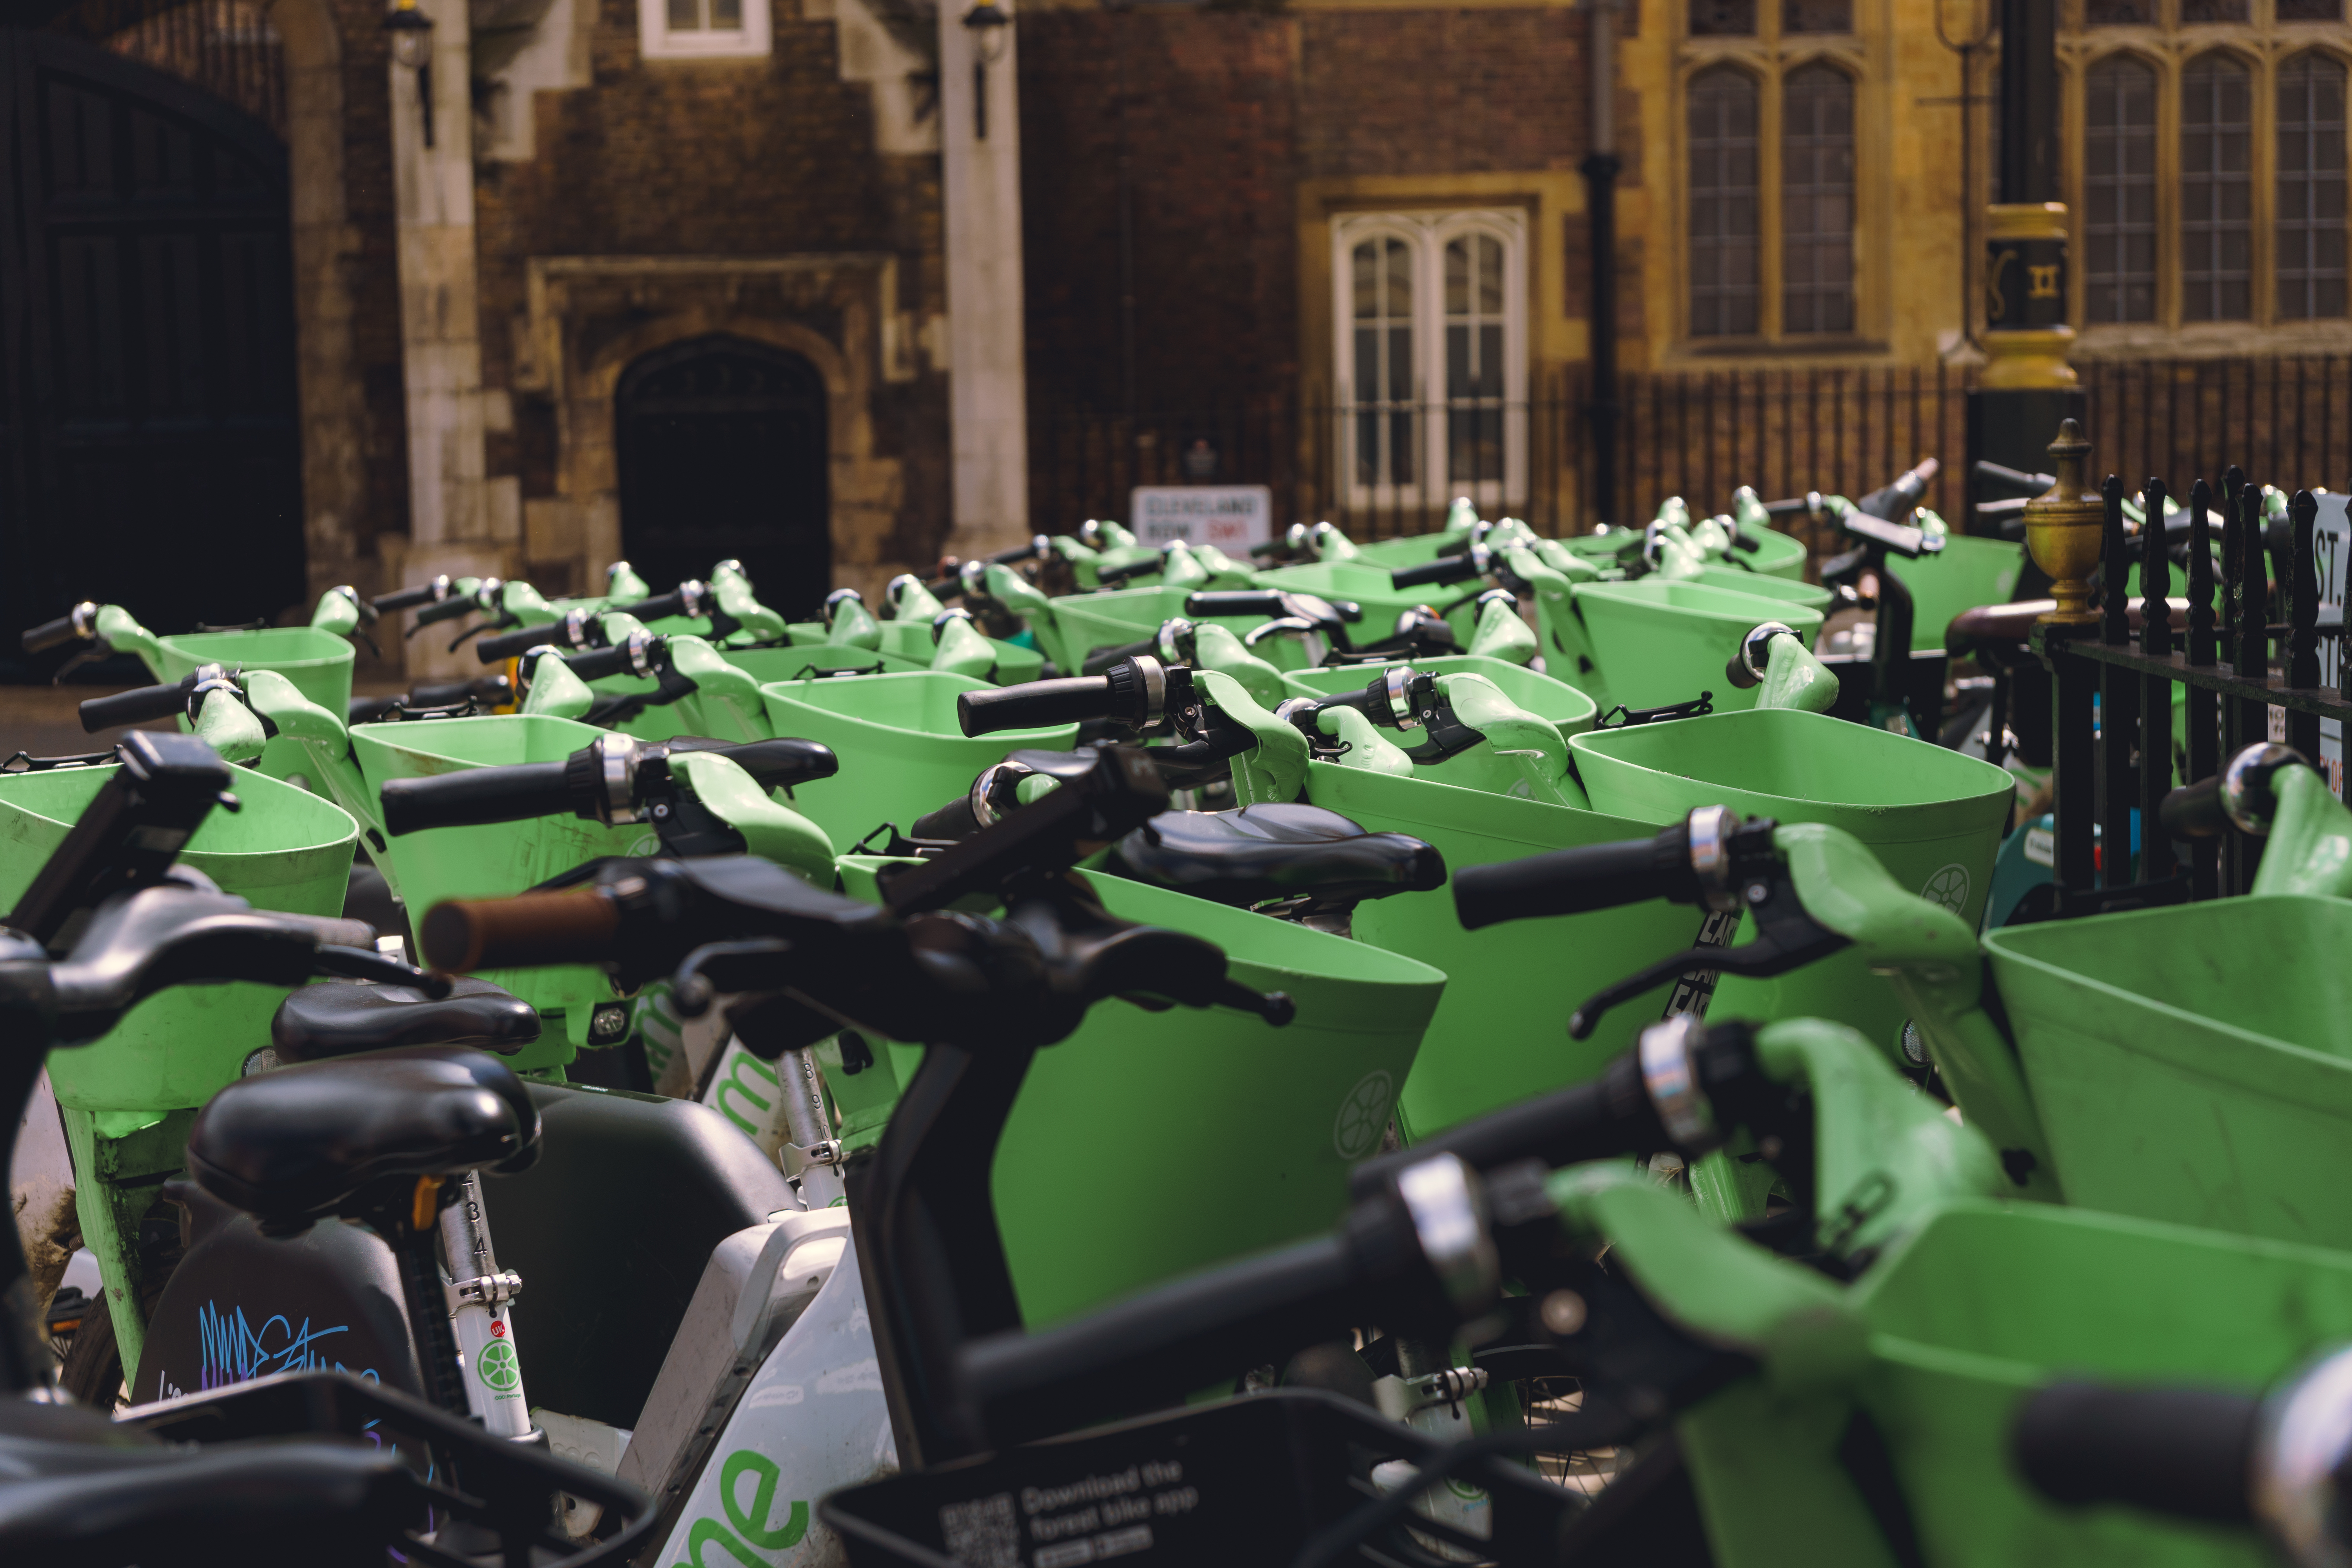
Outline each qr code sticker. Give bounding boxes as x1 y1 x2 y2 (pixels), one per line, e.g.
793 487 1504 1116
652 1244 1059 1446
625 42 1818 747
939 1492 1020 1568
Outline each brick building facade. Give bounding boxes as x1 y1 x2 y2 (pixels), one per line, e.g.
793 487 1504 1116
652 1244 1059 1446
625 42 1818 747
22 0 2350 670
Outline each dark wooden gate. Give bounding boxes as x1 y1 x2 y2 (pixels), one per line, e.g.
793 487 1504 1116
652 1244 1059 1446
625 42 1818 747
615 335 831 618
0 28 301 660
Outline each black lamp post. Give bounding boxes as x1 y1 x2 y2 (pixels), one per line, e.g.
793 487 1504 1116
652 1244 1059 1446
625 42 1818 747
962 2 1010 141
384 0 436 148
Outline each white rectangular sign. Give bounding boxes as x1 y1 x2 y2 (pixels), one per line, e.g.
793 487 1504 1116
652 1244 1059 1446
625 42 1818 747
1129 486 1274 551
2307 492 2346 793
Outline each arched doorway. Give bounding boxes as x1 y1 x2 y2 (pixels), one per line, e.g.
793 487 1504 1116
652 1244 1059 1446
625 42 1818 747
614 335 830 615
3 27 302 655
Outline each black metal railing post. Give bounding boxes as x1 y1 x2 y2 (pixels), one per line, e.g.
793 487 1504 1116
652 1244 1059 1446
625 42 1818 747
2185 476 2220 900
2231 468 2270 891
2097 475 2139 890
2137 477 2175 883
2290 488 2323 760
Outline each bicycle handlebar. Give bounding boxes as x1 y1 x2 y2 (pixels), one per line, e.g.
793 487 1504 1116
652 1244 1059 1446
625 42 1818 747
379 762 572 837
372 576 452 613
557 642 636 683
475 620 573 664
666 737 839 790
421 887 622 973
80 677 200 733
1389 552 1484 590
1453 831 1698 928
2012 1381 2258 1525
22 602 95 653
959 1154 1490 1446
1975 459 2055 494
2159 776 2226 839
412 595 479 629
1183 589 1363 624
958 659 1165 737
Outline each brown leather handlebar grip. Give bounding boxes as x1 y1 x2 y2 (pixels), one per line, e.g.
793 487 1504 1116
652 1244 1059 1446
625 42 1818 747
420 889 621 973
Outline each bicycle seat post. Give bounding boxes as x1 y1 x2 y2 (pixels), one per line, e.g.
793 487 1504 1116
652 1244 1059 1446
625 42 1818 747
436 1170 535 1439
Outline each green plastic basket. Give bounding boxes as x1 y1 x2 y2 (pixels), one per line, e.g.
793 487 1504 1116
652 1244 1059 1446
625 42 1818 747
875 621 1046 684
1572 709 2016 1057
759 671 1077 852
156 626 356 718
1281 655 1599 745
352 714 646 1063
1351 532 1452 569
1300 763 1691 1138
1890 535 2027 653
1037 586 1193 675
833 857 1446 1326
1982 894 2352 1247
1552 580 1826 714
1259 561 1479 644
1733 523 1810 580
1682 565 1834 615
1838 1200 2352 1567
157 626 358 783
0 766 359 1111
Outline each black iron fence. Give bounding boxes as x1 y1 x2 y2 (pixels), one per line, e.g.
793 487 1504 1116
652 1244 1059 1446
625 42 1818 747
2042 463 2350 918
1033 356 2352 566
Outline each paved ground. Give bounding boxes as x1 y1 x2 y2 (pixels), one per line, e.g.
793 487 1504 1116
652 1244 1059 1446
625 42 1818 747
0 681 403 759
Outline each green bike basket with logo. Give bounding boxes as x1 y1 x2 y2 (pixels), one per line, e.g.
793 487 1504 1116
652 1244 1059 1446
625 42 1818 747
1571 708 2015 1062
353 713 645 1064
833 857 1444 1328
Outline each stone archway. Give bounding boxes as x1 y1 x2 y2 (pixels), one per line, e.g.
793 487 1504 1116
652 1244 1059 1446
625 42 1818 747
613 335 832 615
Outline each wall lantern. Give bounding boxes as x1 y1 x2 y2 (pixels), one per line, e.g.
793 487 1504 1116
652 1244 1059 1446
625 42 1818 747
961 2 1010 141
384 0 437 148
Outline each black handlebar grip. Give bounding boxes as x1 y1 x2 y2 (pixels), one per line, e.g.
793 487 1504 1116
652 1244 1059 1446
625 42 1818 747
908 791 985 843
475 622 563 664
2012 1382 2258 1525
80 681 194 733
372 583 443 613
1183 590 1286 618
622 589 691 622
412 676 510 708
561 645 633 683
673 737 840 790
2160 777 2227 840
1453 835 1689 929
347 694 403 726
379 762 574 837
1390 555 1482 590
1975 459 2055 492
1081 636 1157 676
1350 1057 1661 1202
1094 554 1167 585
412 595 478 628
22 612 83 654
958 676 1115 737
959 1230 1377 1446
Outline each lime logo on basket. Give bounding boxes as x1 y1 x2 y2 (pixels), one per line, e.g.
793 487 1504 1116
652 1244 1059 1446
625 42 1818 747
1920 864 1970 915
477 1339 521 1393
1333 1070 1394 1160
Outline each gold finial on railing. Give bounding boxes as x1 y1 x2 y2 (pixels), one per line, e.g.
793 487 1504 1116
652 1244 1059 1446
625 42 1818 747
2024 419 2104 626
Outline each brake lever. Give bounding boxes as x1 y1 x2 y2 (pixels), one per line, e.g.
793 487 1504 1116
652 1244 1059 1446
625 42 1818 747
672 937 797 1016
1566 893 1848 1039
